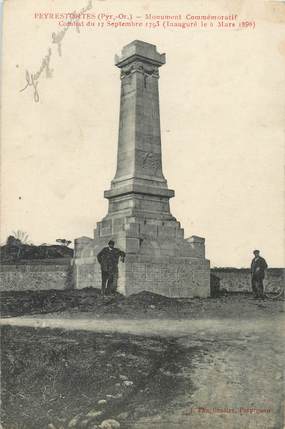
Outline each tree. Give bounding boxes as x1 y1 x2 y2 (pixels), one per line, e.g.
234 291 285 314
5 235 23 259
56 239 72 247
12 230 31 244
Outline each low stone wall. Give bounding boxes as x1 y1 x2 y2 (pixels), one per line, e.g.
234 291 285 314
0 259 73 291
1 260 283 295
211 268 284 293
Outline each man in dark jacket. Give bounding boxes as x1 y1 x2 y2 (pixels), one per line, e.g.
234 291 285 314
251 250 268 298
97 240 125 296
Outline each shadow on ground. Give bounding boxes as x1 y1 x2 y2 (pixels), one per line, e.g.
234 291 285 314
1 325 201 429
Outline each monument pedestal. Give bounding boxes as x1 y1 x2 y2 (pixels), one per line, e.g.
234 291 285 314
75 216 210 298
74 41 210 297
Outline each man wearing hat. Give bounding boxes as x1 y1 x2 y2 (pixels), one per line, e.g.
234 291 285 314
250 250 268 298
97 240 125 296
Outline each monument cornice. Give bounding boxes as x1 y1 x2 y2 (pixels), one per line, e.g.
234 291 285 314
115 53 165 69
104 184 174 199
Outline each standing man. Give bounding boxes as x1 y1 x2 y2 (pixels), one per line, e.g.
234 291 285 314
250 250 268 298
97 240 125 296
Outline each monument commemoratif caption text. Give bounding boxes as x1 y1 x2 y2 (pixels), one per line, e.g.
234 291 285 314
74 40 210 297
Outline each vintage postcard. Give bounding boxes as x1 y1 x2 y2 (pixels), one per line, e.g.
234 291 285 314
0 1 284 428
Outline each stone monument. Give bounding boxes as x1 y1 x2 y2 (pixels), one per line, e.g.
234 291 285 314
74 40 210 297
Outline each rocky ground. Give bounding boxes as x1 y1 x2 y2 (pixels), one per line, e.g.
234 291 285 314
0 292 284 429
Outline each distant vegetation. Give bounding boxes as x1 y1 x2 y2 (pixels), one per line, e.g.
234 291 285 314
12 230 31 245
56 239 72 247
0 234 73 262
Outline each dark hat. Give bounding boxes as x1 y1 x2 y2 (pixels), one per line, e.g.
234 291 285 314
108 240 115 246
253 249 260 254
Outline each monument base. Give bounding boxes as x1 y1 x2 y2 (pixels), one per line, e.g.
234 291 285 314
74 216 210 298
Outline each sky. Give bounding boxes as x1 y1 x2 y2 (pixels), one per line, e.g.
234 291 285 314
1 0 284 267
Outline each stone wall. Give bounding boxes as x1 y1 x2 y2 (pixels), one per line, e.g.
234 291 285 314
0 259 73 291
1 260 282 296
211 268 284 293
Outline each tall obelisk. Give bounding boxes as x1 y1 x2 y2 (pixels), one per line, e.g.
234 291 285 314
105 40 174 221
74 41 210 297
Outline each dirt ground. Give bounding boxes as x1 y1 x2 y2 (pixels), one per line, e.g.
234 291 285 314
47 292 284 320
1 294 284 429
1 289 284 319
